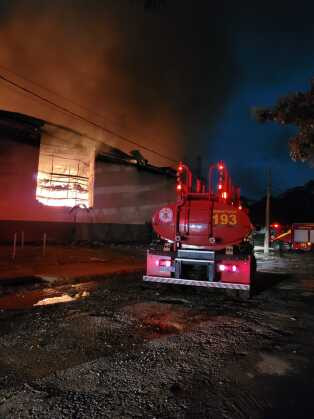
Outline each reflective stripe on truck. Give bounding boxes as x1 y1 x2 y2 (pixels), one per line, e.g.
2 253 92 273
143 275 250 290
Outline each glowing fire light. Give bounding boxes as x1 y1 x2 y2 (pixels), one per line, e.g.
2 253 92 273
36 171 89 207
35 131 95 208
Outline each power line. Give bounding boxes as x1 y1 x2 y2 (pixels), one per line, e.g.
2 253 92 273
0 72 176 163
0 63 171 152
0 72 178 164
0 63 126 130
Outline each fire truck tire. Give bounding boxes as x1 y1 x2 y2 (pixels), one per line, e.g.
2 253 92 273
248 255 256 297
225 289 235 298
250 255 256 281
225 289 250 300
237 290 251 300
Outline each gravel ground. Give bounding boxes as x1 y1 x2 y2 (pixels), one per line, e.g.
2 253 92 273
0 250 314 418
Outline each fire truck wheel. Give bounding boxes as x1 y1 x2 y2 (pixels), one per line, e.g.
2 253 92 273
236 290 251 301
250 255 257 285
225 289 235 299
225 289 250 300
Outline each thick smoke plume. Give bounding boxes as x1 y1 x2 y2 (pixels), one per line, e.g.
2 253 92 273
0 0 236 167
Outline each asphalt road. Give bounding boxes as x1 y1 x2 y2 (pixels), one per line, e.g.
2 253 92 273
0 249 314 418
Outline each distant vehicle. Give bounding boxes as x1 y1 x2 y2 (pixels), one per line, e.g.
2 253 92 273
271 222 314 251
144 161 256 296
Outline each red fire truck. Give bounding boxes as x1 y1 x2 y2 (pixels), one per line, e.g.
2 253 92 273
144 161 255 295
271 223 314 251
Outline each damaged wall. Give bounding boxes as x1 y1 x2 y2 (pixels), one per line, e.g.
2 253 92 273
37 125 96 208
73 160 175 242
0 111 176 243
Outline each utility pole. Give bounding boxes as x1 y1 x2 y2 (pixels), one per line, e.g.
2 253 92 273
264 169 271 255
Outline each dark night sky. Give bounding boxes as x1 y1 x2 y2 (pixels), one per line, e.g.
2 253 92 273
0 0 314 198
208 2 314 198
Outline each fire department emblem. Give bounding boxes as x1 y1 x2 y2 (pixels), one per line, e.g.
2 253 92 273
159 207 173 223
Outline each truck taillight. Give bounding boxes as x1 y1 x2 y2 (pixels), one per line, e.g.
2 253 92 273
218 264 226 272
218 264 238 273
156 259 172 267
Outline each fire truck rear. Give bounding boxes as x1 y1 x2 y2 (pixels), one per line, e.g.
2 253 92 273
272 223 314 251
144 161 256 296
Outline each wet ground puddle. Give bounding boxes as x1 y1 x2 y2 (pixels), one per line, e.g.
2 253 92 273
0 276 99 309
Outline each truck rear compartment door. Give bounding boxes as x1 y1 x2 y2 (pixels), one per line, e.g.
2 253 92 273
294 229 308 243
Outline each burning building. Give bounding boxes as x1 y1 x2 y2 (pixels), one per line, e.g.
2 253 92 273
0 110 176 243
